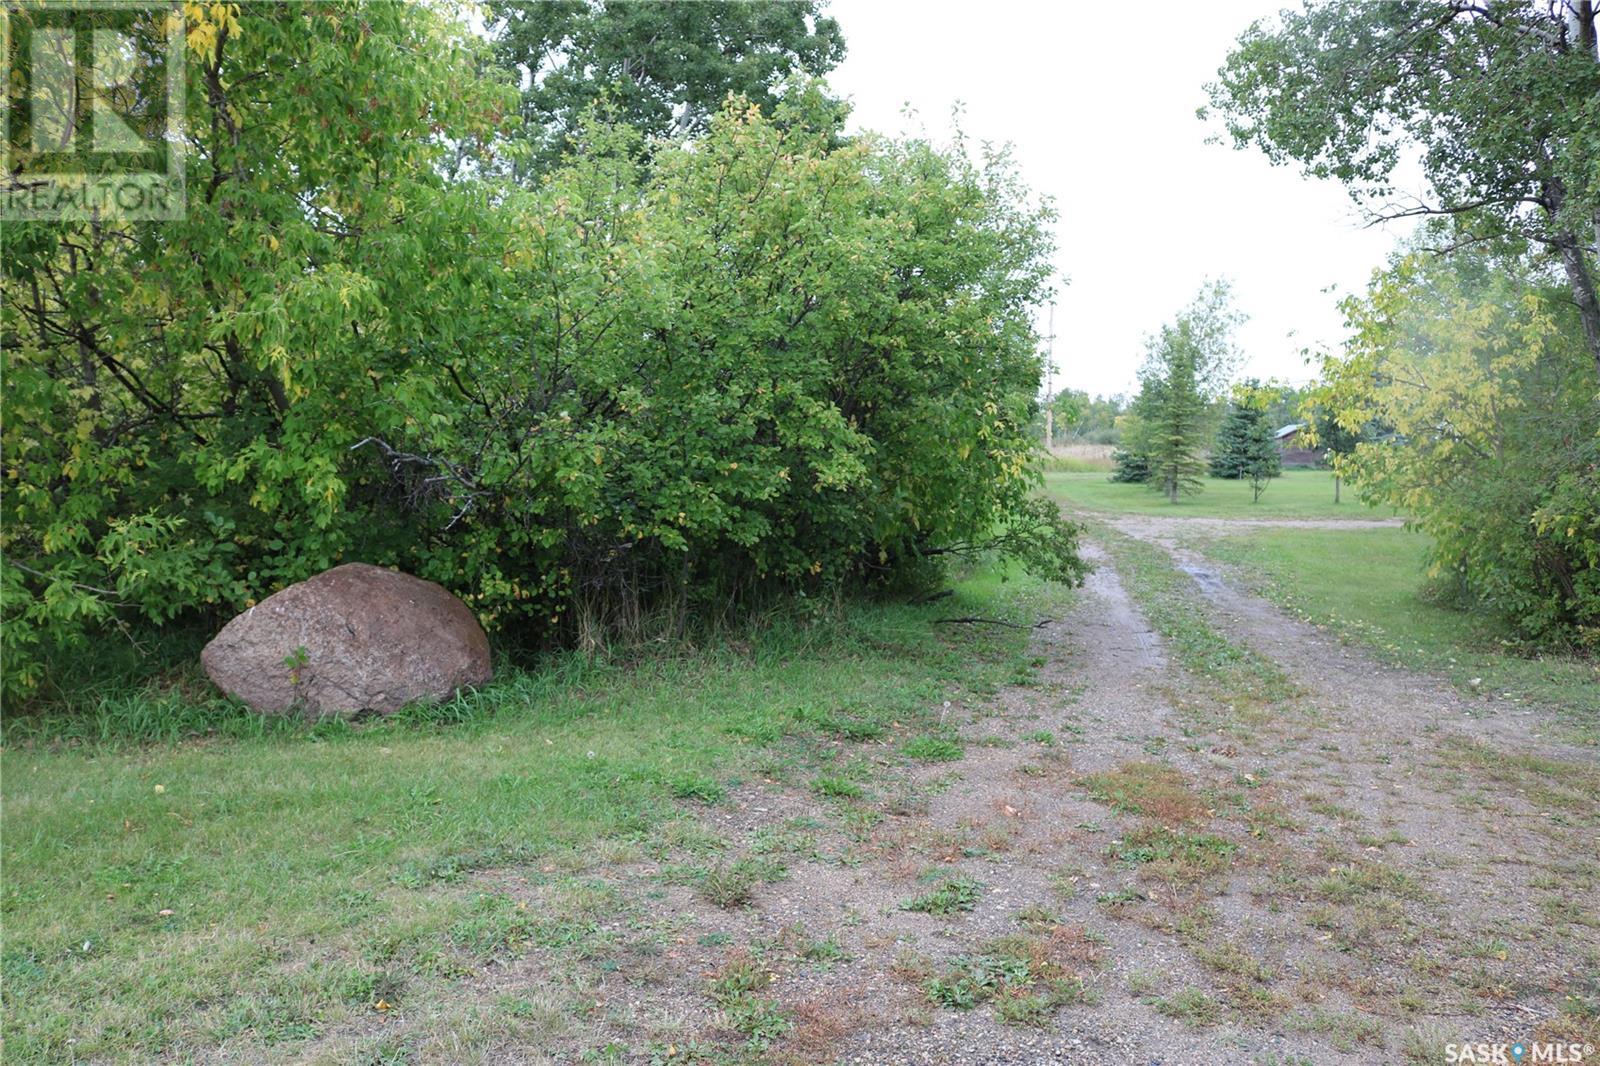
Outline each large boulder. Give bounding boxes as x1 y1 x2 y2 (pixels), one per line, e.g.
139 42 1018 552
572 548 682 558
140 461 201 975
201 563 491 716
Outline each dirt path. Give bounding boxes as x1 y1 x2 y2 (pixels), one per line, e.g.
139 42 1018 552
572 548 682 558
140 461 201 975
361 522 1598 1066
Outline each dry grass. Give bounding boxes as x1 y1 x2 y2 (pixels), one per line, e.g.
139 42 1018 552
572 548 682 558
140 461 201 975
1080 761 1210 826
778 987 874 1063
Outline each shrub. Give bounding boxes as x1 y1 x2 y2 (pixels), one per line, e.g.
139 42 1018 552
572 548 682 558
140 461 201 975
0 4 1085 702
1319 247 1600 649
1108 446 1152 483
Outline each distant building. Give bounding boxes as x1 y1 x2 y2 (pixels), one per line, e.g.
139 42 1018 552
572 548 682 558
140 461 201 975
1274 423 1321 467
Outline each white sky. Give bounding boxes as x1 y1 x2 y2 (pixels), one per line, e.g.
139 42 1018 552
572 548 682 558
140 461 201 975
825 0 1415 398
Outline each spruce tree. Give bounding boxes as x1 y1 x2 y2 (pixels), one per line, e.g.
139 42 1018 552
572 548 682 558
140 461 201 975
1136 283 1243 503
1210 379 1282 501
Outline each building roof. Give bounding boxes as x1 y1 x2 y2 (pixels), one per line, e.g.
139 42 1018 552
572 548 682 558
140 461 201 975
1274 423 1304 440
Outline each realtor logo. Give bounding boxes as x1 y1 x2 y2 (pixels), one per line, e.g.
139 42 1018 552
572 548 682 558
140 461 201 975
3 0 185 220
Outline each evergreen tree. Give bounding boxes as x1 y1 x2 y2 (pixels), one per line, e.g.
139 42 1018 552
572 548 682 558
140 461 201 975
1137 283 1243 503
1109 443 1151 483
1210 379 1282 501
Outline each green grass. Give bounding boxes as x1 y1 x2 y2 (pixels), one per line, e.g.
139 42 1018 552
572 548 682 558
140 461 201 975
902 875 983 915
1201 527 1600 733
0 563 1066 1061
1089 523 1300 718
1045 469 1395 520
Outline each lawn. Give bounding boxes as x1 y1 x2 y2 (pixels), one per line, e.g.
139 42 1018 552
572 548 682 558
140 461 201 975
0 564 1065 1061
1043 469 1396 520
1201 527 1600 736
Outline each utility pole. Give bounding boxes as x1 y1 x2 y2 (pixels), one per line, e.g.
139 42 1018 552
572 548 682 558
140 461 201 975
1043 302 1056 451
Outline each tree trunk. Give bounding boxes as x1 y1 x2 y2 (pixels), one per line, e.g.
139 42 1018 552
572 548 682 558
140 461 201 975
1555 236 1600 376
1334 475 1341 504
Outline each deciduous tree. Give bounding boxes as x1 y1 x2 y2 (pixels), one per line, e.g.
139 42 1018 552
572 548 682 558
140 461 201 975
487 0 847 176
1207 0 1600 374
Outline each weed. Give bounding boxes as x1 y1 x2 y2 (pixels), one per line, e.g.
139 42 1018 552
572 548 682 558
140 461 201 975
719 992 792 1043
1285 1008 1386 1050
669 773 725 804
707 952 769 1001
811 775 864 799
1080 762 1209 825
902 876 982 915
1153 987 1220 1027
699 862 757 909
903 735 965 762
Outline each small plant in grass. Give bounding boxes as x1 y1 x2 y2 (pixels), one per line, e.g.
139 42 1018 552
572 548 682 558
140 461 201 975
1024 730 1055 745
707 953 789 1045
923 953 1030 1010
922 944 1088 1026
902 876 982 915
811 775 863 799
794 706 888 741
1112 824 1237 882
699 861 757 909
1153 987 1220 1027
707 952 769 1001
1080 761 1209 825
925 972 984 1009
1095 887 1144 906
903 735 965 761
890 948 935 984
1285 1008 1386 1051
1194 941 1274 984
720 991 792 1043
1012 905 1060 929
669 773 725 804
799 936 849 966
994 990 1054 1027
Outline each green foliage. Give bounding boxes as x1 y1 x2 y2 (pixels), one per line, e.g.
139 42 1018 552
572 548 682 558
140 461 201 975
1108 444 1152 484
487 0 846 176
901 876 982 915
1 4 1084 703
1209 379 1282 502
901 735 964 762
1045 390 1130 445
1126 282 1242 503
1319 248 1600 649
1207 1 1600 371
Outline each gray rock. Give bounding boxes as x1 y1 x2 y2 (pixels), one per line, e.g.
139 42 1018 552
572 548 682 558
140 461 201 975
201 563 491 715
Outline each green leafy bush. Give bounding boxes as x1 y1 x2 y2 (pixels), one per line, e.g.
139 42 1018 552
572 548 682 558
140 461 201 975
1318 247 1600 649
1 3 1083 704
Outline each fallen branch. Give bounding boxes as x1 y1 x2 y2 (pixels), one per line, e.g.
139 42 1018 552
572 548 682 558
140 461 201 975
932 616 1054 630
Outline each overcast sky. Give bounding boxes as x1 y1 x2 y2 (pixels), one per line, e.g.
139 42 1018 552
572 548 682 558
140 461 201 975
825 0 1415 398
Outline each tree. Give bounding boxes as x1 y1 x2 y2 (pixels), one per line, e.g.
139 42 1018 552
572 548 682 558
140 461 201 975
487 0 846 176
0 3 1086 699
1134 282 1244 503
1109 438 1152 483
1210 379 1282 501
1316 247 1599 647
2 1 512 696
1304 405 1363 503
1206 1 1600 375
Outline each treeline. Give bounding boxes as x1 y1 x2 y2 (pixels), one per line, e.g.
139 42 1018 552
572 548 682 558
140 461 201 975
0 2 1084 701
